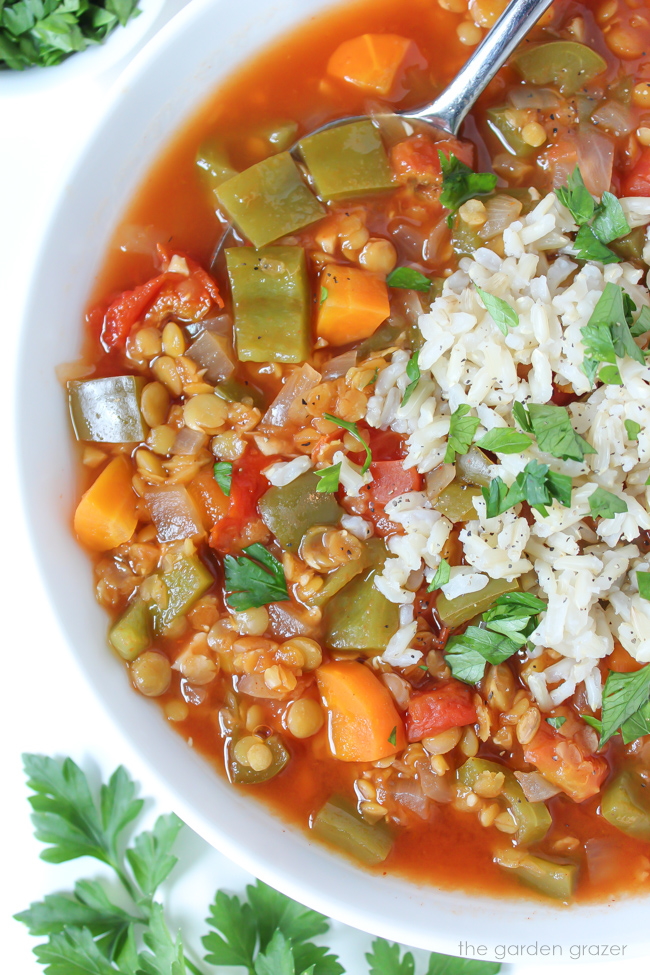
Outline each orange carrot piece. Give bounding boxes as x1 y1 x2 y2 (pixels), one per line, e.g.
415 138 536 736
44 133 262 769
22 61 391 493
188 469 230 529
316 660 405 762
74 455 138 551
317 264 390 346
327 33 413 96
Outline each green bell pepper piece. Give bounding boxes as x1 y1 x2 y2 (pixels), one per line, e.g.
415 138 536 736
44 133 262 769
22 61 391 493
255 119 299 153
259 472 343 551
226 246 311 363
499 852 578 900
308 537 386 608
216 151 324 248
149 554 213 635
450 215 482 257
486 107 535 158
214 377 266 410
226 734 290 784
513 41 606 95
312 797 393 865
458 757 551 846
434 480 481 522
602 770 650 841
68 376 147 443
323 551 399 652
196 138 238 192
299 120 393 201
437 577 519 629
610 226 646 262
109 599 151 661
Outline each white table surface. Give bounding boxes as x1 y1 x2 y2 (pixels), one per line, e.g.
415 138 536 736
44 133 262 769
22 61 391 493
2 5 650 971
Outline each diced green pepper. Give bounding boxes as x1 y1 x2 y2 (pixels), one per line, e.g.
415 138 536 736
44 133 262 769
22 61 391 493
323 545 399 653
226 246 311 363
214 377 266 410
149 554 214 635
259 472 343 551
312 797 393 865
437 577 519 629
513 41 607 95
68 376 147 443
487 107 535 158
308 537 386 607
451 215 482 257
610 226 646 262
602 770 650 841
216 151 324 248
434 480 481 522
109 599 151 661
499 852 578 900
458 757 551 846
299 120 393 201
255 119 299 153
226 733 290 784
196 138 237 192
356 322 407 357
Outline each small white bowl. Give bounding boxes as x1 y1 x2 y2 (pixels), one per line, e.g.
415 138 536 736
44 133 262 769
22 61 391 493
16 0 650 958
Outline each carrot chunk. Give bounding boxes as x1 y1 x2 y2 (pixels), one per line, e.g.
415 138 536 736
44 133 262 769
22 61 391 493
316 660 405 762
317 264 390 346
524 724 608 803
327 33 413 96
406 681 477 742
73 455 138 551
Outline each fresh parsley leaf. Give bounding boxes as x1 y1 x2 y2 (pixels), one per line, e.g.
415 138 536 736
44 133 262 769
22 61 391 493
401 351 421 407
637 570 650 600
254 930 298 975
582 356 601 386
245 879 330 951
444 404 480 464
15 879 138 945
32 926 119 975
592 191 631 244
125 813 183 903
323 414 372 473
526 403 595 462
482 476 509 519
555 167 594 225
438 152 497 214
388 727 397 746
598 364 622 385
224 544 288 611
203 890 258 969
475 285 519 336
625 419 641 441
474 427 532 454
445 627 520 685
444 642 488 684
482 591 546 645
574 224 621 264
581 322 617 366
366 938 415 975
386 267 431 292
582 714 603 733
512 401 532 433
481 461 572 518
631 305 650 338
600 665 650 746
546 469 573 508
320 286 328 305
620 700 650 744
314 463 341 493
547 716 566 730
588 486 628 520
582 283 645 375
213 462 233 497
426 953 501 975
427 558 451 591
138 902 186 975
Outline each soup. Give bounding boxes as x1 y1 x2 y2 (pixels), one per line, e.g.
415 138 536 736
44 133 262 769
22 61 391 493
67 0 650 902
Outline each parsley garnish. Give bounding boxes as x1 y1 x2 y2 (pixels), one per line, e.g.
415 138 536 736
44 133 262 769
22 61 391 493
386 267 431 292
438 152 497 216
555 167 630 264
224 544 288 610
631 305 650 337
598 364 622 385
582 282 645 383
366 938 501 975
514 402 595 462
427 558 451 591
588 486 628 519
637 570 650 600
600 666 650 746
474 427 533 454
315 462 342 493
444 404 480 464
482 460 572 518
320 286 328 305
401 350 421 406
323 414 372 473
213 461 233 496
388 727 397 746
0 0 141 70
574 225 622 264
555 167 595 224
547 716 566 730
475 286 519 336
625 419 641 441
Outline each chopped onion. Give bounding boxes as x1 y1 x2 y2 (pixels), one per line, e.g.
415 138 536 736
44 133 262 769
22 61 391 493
576 127 614 198
424 216 451 266
267 602 316 639
585 838 619 885
321 349 356 380
478 195 523 240
389 777 429 819
456 445 492 487
380 672 411 709
186 330 235 384
172 427 208 456
508 87 560 110
202 313 233 337
415 759 453 802
388 219 429 264
591 100 633 137
513 770 561 802
425 463 456 501
237 673 286 699
261 363 321 428
145 485 204 542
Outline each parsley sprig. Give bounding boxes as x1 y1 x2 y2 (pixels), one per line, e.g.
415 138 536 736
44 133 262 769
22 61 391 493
581 282 646 385
513 402 595 463
555 167 630 264
224 544 288 611
482 460 573 519
386 267 431 292
16 754 502 975
599 666 650 746
475 287 519 336
438 152 497 218
444 404 480 464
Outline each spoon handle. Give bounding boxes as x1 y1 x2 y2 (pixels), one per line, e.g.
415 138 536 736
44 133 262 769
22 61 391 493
404 0 554 135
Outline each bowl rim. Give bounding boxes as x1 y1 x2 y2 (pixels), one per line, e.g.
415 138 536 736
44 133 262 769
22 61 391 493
14 0 650 960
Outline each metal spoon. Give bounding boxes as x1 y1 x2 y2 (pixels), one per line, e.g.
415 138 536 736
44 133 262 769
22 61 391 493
212 0 554 261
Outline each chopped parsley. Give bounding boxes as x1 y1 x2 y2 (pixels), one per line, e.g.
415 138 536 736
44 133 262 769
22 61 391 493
213 461 233 497
438 152 497 216
387 727 397 746
427 558 451 592
581 282 645 383
401 350 421 407
555 167 630 264
475 286 519 336
637 570 650 600
555 167 595 225
547 716 567 730
600 665 650 746
588 486 628 520
625 419 641 441
314 462 342 493
323 414 372 473
320 285 329 305
224 543 288 611
513 402 595 462
482 460 573 518
386 267 431 292
444 404 480 464
474 427 533 454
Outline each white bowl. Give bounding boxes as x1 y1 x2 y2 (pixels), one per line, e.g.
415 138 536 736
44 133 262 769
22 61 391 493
16 0 650 959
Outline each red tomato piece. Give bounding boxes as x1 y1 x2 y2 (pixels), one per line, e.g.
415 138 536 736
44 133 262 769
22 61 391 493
390 134 474 185
523 725 608 803
369 460 422 505
101 274 168 350
209 449 270 553
622 148 650 197
406 681 477 742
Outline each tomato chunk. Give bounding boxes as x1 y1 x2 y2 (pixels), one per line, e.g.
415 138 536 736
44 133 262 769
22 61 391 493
209 449 269 553
370 460 422 505
406 681 477 742
390 134 474 185
524 724 608 803
622 147 650 196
